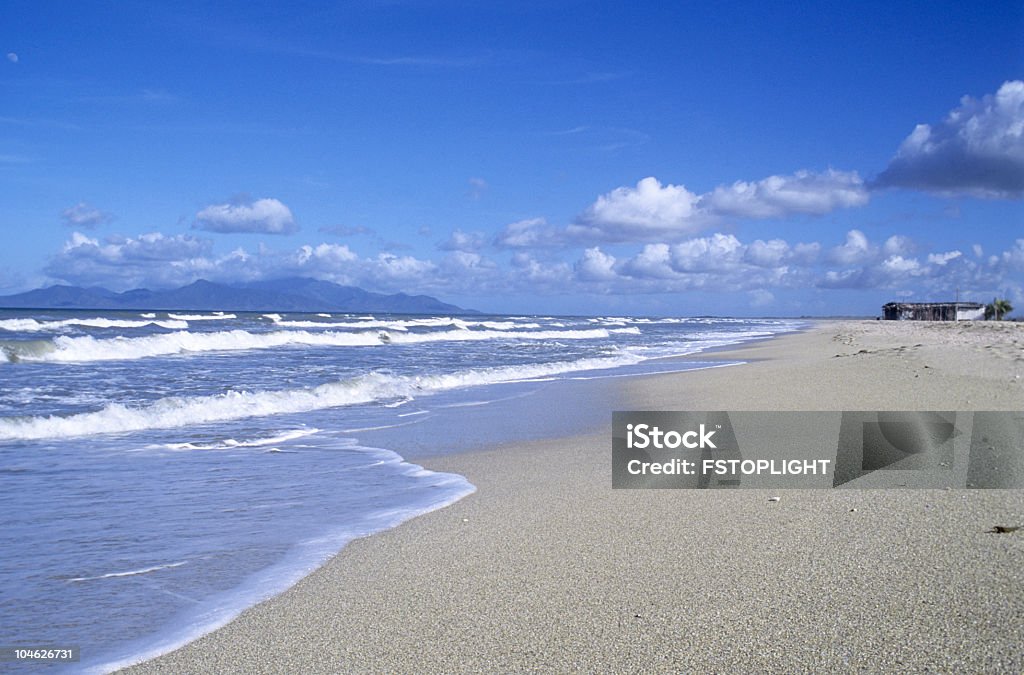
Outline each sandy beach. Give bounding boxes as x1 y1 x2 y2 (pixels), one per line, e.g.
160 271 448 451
125 320 1024 673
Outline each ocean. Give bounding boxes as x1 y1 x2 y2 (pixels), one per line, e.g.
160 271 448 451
0 309 803 672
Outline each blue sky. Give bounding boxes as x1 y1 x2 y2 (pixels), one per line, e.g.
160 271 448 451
2 0 1022 316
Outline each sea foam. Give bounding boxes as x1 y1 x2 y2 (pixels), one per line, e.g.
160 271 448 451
0 317 189 332
167 313 237 321
0 354 644 440
4 327 629 363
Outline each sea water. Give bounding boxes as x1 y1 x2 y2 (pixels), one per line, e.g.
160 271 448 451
0 310 803 671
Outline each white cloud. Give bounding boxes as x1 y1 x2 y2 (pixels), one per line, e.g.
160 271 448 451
620 243 675 279
195 197 298 234
571 229 1006 297
880 255 922 275
509 253 572 287
575 247 618 281
573 177 705 242
701 170 868 218
370 252 438 282
564 170 870 246
670 233 745 272
38 225 1024 310
819 269 863 288
875 80 1024 198
792 242 822 264
293 242 357 267
61 202 114 228
882 235 914 256
744 239 790 267
926 251 962 266
281 246 445 290
1002 240 1024 270
45 231 215 288
443 250 496 272
44 231 458 294
606 233 796 292
438 252 501 293
829 230 875 265
494 217 561 248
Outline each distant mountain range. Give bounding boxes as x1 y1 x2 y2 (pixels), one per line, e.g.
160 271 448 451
0 278 474 314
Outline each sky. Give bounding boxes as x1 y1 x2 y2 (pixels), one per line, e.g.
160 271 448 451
1 0 1022 316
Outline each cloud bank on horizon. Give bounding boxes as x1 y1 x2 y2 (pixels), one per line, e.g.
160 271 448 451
2 1 1021 316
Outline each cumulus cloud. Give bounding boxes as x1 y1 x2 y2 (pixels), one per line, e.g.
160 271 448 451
816 231 983 291
509 253 572 287
563 170 869 245
701 170 868 218
370 252 438 282
572 177 706 242
561 228 1020 299
194 197 298 234
882 235 914 257
575 232 769 288
39 224 1023 309
442 250 497 273
744 238 791 267
874 80 1024 198
44 230 457 294
575 247 618 281
669 233 745 273
293 242 358 267
927 251 962 266
880 255 922 275
604 233 795 293
45 231 215 288
791 242 822 264
1002 239 1024 270
278 245 446 290
61 202 114 229
829 229 875 265
619 243 676 279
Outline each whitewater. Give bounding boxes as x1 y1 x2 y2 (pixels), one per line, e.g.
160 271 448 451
0 309 802 672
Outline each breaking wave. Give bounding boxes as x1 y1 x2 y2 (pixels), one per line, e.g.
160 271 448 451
2 327 632 363
161 428 321 451
166 313 236 321
267 315 540 331
0 317 189 332
0 355 643 440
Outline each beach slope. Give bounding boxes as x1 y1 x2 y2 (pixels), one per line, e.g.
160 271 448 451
126 320 1024 673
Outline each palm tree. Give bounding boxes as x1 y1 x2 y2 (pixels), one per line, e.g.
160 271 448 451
985 298 1013 321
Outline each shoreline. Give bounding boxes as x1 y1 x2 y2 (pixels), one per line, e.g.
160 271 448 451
124 320 1023 673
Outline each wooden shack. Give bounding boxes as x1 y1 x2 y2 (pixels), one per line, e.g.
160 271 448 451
882 301 985 321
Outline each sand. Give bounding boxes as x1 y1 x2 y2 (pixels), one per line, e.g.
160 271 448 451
124 320 1024 673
